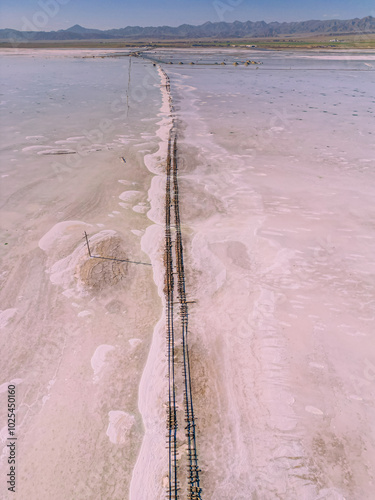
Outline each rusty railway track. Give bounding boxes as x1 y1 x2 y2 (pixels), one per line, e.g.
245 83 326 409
164 128 202 499
165 136 179 499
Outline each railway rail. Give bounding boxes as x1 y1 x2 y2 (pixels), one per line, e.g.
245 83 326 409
162 73 202 497
172 135 202 500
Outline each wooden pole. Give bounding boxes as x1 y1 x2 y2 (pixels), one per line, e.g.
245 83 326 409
84 231 91 257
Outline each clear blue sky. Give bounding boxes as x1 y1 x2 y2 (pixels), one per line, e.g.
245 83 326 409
0 0 374 31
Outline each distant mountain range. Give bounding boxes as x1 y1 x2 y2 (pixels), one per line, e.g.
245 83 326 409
1 17 374 42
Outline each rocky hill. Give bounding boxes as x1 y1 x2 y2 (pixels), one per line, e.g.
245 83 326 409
1 16 374 42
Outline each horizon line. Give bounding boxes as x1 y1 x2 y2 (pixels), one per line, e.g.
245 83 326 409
1 15 374 33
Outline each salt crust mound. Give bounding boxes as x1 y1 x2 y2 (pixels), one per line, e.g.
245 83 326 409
39 222 128 294
78 236 128 291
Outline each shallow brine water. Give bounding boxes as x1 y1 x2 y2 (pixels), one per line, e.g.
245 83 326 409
164 51 375 500
1 49 375 500
0 50 165 499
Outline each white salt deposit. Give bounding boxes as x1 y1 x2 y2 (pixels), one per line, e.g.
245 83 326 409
132 205 148 214
77 310 92 318
91 344 115 383
106 411 135 444
129 338 142 349
38 220 90 252
0 308 17 328
0 379 22 394
305 406 324 416
119 190 141 201
25 135 45 140
22 145 50 152
130 230 144 237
